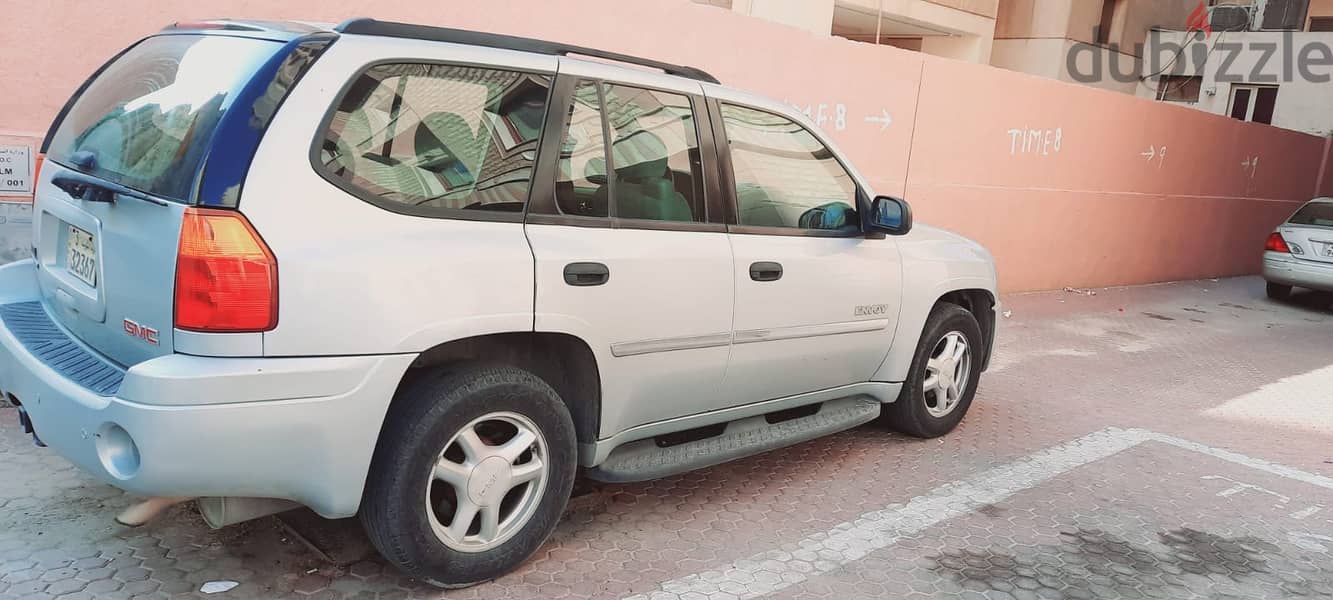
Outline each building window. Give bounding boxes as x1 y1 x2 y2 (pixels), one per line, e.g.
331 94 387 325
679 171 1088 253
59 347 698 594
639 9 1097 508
1261 0 1311 31
1309 16 1333 31
1228 85 1279 124
1156 75 1203 103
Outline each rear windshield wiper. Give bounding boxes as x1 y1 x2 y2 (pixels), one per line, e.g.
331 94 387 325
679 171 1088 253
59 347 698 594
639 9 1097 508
51 170 168 207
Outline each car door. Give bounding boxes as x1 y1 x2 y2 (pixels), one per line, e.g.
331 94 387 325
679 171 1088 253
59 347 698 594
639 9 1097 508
708 97 904 404
526 64 736 439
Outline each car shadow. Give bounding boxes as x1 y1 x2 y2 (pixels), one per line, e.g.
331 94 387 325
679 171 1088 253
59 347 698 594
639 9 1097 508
1270 289 1333 314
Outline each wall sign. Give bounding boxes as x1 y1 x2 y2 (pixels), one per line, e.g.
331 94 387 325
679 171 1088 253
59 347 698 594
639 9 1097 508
0 146 32 197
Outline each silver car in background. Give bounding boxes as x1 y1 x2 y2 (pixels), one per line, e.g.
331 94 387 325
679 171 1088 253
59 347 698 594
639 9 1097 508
1263 197 1333 299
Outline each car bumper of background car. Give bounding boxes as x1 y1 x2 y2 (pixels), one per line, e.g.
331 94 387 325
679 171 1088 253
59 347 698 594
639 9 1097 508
0 261 414 519
1262 252 1333 293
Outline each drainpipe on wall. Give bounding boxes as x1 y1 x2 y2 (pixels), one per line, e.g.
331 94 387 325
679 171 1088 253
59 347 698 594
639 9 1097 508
875 0 883 45
1316 137 1332 198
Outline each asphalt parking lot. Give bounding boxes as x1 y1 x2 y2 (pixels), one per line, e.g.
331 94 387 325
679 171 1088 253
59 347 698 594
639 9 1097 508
1 276 1331 600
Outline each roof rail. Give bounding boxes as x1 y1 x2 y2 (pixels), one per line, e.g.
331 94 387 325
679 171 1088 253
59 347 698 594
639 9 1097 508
161 19 330 41
334 18 721 84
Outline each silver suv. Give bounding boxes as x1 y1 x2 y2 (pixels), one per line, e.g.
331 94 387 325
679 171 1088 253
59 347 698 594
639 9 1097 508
0 19 998 587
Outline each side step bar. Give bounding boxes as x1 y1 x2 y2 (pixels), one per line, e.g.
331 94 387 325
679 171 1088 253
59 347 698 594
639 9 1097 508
587 396 880 483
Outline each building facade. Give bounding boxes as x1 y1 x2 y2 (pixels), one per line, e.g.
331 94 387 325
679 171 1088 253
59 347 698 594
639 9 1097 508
991 0 1196 94
695 0 1330 135
694 0 1000 62
1140 0 1333 136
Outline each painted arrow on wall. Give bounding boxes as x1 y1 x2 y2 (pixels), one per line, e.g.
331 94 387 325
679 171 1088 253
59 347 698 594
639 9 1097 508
1242 155 1260 178
1141 146 1167 168
865 109 893 132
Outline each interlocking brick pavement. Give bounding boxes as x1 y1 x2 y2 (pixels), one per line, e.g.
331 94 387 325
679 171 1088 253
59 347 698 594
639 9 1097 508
1 276 1331 599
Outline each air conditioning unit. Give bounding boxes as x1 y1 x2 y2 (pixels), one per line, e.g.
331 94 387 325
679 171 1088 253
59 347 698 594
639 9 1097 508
1209 5 1253 32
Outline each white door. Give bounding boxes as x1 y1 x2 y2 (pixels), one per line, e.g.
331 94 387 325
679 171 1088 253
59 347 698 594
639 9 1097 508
527 74 735 438
714 102 903 404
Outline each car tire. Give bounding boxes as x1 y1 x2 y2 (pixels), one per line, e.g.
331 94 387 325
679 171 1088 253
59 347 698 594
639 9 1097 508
880 303 983 439
360 364 576 588
1266 282 1293 301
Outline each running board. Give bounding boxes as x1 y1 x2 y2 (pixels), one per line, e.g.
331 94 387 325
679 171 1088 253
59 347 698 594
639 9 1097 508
586 396 880 483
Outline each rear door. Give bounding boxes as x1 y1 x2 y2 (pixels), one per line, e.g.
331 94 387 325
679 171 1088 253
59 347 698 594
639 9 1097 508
1281 201 1333 264
32 33 285 366
526 63 736 438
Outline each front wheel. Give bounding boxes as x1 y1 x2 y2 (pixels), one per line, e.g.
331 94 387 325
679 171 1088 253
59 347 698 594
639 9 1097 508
880 303 984 438
360 364 577 588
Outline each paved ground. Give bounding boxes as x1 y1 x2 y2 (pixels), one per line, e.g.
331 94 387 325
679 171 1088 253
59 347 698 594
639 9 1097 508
1 276 1331 600
0 204 32 265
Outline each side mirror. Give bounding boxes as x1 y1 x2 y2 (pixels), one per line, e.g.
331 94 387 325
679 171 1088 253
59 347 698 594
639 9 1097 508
868 195 912 236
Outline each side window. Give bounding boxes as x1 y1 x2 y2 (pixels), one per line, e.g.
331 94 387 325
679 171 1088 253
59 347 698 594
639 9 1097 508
603 85 704 222
317 64 551 215
555 80 609 217
720 104 859 232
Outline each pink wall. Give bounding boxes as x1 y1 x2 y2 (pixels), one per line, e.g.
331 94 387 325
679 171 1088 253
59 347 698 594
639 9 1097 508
907 57 1326 291
0 0 1324 291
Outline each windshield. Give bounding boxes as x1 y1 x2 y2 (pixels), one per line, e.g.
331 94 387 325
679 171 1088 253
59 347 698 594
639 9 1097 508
1288 202 1333 228
46 34 280 203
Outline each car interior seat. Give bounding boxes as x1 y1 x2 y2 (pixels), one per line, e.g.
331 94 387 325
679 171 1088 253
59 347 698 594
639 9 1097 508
598 130 692 222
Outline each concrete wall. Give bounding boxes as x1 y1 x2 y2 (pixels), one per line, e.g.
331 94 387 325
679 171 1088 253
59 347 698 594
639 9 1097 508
832 0 998 62
909 56 1324 291
1086 0 1194 50
731 0 836 35
923 0 998 19
993 0 1194 93
991 0 1077 81
0 0 1325 292
1311 0 1333 25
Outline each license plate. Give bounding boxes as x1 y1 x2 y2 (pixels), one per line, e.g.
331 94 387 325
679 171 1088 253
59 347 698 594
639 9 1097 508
66 225 97 288
1324 244 1333 258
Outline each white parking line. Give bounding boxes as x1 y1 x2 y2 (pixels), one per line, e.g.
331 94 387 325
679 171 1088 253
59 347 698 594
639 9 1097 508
624 428 1333 600
1151 431 1333 491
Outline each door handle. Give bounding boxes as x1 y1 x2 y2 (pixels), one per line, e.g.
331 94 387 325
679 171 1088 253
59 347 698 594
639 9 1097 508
749 261 783 282
564 262 610 286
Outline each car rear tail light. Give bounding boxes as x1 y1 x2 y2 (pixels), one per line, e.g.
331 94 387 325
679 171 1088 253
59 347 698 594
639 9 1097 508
1265 232 1291 253
33 153 45 186
174 208 277 332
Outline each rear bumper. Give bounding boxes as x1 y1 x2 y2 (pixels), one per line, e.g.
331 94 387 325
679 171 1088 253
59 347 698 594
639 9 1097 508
1262 252 1333 293
0 260 415 518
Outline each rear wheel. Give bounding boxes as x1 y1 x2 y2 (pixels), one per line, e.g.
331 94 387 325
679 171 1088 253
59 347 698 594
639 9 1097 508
880 303 983 438
361 364 576 588
1266 282 1293 301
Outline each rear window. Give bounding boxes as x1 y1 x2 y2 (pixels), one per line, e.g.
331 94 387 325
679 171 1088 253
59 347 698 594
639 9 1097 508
314 63 552 217
46 35 280 203
1289 202 1333 227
